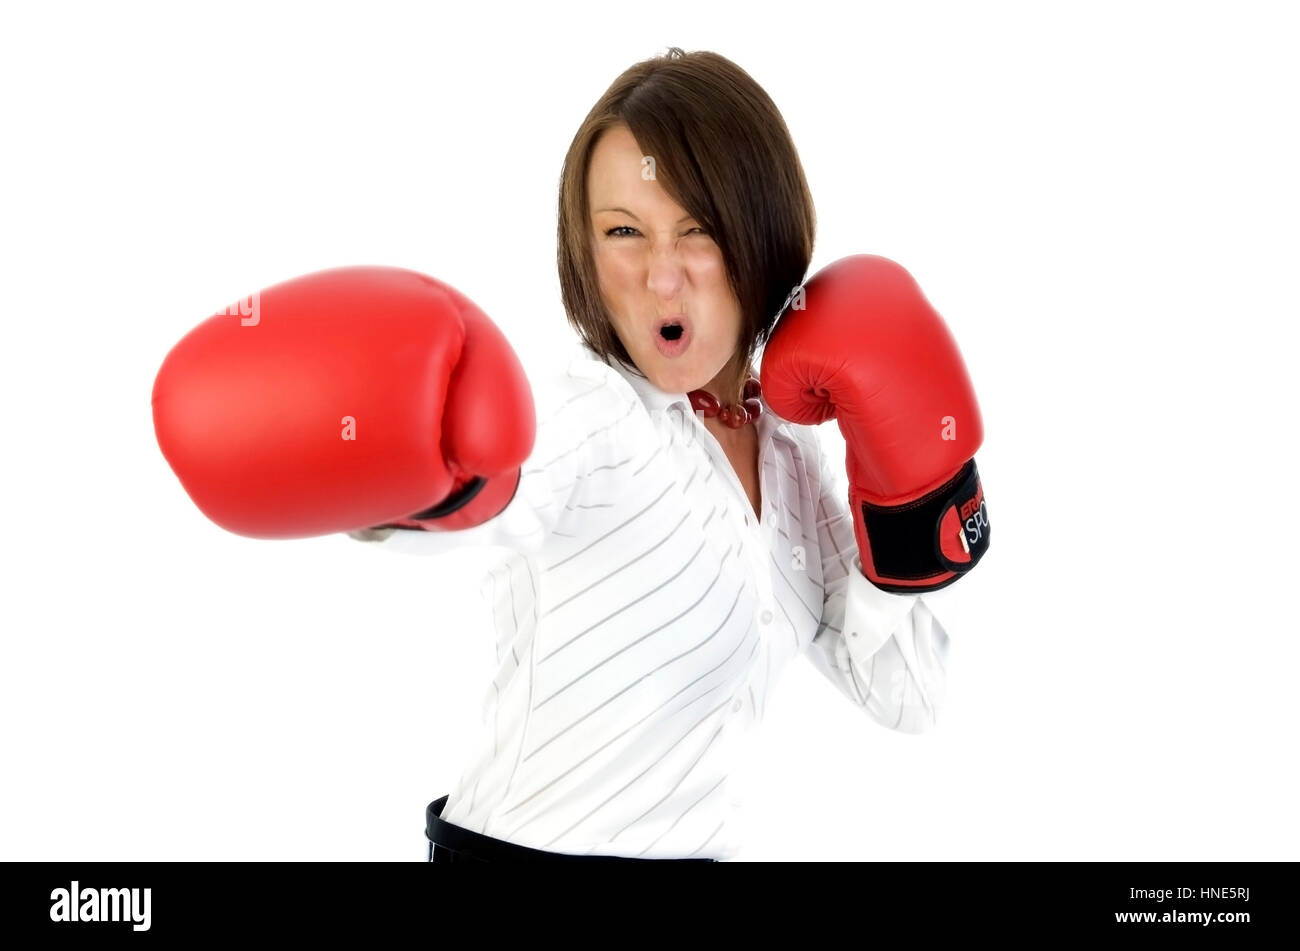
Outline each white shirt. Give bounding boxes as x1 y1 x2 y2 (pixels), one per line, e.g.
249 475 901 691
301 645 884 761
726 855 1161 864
353 341 951 860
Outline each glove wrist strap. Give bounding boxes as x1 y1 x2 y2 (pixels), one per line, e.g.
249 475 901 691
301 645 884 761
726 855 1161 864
858 458 989 592
409 475 486 520
370 468 522 534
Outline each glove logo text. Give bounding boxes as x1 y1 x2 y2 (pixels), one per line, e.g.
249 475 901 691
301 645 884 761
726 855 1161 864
958 481 989 553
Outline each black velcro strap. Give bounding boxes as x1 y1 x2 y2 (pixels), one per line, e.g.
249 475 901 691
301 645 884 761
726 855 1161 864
407 476 486 521
859 458 990 592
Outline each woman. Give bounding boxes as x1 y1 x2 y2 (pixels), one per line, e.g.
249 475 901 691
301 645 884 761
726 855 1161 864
357 49 955 862
153 48 970 863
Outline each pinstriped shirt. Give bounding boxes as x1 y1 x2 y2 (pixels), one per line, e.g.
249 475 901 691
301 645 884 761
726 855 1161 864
352 341 951 860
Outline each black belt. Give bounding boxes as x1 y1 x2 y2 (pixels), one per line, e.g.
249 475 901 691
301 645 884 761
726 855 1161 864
425 795 718 863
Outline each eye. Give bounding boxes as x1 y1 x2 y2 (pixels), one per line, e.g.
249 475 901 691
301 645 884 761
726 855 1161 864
603 226 710 238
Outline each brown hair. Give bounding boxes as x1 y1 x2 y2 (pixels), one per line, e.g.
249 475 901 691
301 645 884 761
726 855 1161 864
557 47 816 403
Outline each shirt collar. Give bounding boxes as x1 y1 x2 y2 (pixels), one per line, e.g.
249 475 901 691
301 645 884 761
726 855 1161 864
608 354 692 415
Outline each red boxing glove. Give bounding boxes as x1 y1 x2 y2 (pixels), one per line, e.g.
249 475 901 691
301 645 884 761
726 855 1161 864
761 255 989 592
152 266 535 539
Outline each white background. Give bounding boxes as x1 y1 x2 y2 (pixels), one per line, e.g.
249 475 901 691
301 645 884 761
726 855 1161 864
2 0 1296 861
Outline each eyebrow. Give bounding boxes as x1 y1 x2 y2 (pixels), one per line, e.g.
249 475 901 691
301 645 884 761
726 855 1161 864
593 207 695 224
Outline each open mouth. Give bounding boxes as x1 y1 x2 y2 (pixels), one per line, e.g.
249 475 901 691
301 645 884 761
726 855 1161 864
654 316 691 357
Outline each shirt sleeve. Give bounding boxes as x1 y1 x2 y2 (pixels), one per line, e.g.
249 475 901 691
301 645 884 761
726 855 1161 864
799 426 952 734
344 356 634 557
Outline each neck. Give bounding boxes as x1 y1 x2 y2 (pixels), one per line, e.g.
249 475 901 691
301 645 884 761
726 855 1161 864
701 357 751 407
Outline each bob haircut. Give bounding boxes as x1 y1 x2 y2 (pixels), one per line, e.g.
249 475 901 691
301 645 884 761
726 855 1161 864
557 47 817 399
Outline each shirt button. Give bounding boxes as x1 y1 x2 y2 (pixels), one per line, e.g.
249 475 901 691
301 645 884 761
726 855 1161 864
760 609 773 625
732 698 743 713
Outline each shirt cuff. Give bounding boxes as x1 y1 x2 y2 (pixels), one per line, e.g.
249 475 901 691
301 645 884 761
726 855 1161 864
843 554 920 661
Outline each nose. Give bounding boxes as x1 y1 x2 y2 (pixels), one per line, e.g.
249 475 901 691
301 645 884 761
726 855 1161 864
645 239 687 302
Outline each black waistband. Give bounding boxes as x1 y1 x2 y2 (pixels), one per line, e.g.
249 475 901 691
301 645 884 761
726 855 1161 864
425 796 718 863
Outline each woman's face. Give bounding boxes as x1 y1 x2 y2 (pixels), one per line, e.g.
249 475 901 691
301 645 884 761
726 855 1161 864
587 124 743 398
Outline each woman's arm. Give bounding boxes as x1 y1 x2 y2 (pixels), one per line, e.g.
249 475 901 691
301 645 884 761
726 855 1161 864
801 426 951 734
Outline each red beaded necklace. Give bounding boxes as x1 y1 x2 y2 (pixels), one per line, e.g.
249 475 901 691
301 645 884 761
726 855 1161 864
687 376 763 429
